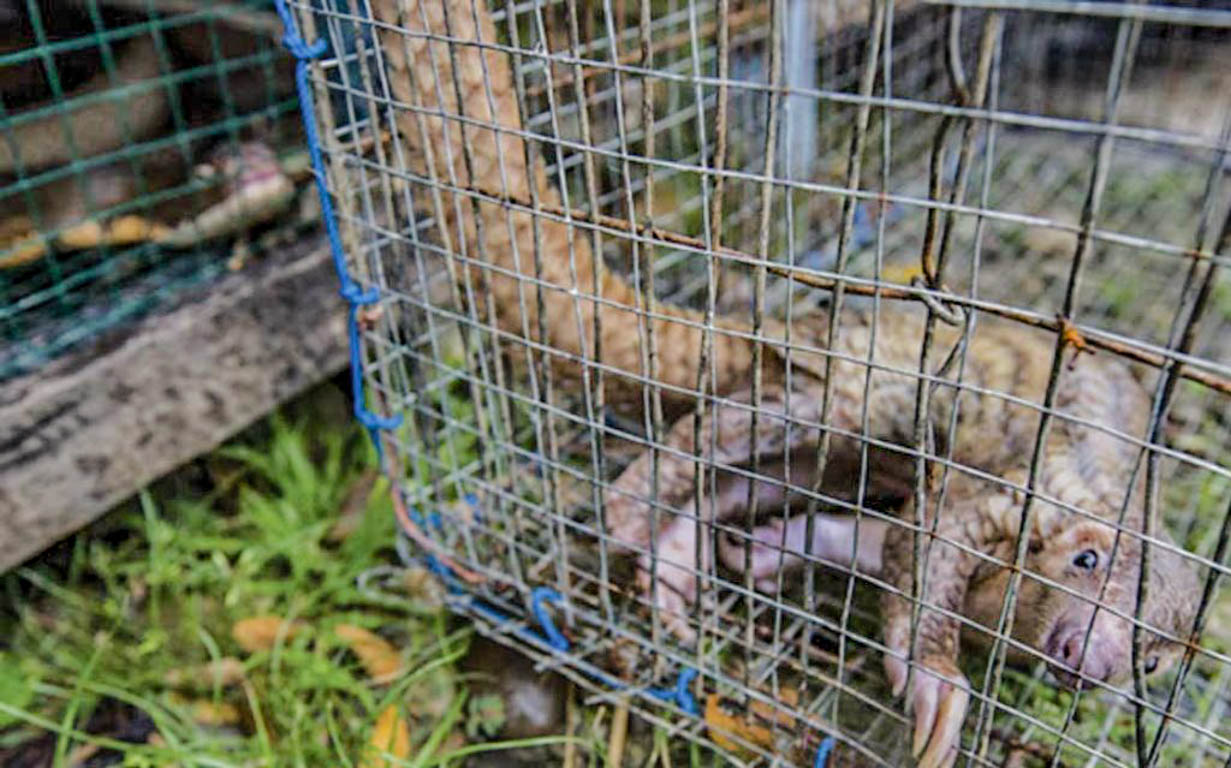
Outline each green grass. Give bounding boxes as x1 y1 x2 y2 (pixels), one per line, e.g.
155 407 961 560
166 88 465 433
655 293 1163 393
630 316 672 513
2 294 1226 768
0 384 577 767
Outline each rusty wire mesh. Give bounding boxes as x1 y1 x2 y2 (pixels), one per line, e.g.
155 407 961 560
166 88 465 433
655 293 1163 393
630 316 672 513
286 0 1231 764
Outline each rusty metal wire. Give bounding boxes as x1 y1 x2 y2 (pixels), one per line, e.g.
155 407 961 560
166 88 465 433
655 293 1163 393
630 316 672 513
286 0 1231 765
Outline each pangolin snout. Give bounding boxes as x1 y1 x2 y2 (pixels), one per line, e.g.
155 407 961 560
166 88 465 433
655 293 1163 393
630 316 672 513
1044 620 1121 689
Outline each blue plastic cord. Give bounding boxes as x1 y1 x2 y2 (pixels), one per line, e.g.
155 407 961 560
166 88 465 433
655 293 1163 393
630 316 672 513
814 736 836 768
273 0 402 457
530 587 571 652
531 586 697 715
275 0 701 728
409 517 699 715
645 666 699 716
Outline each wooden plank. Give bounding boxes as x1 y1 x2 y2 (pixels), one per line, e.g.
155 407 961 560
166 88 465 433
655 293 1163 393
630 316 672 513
0 239 349 570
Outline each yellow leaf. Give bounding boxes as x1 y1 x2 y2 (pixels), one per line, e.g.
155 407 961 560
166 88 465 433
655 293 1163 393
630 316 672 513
879 263 924 286
107 215 171 245
57 220 104 249
705 694 748 754
231 616 306 653
705 689 797 755
0 234 46 270
363 705 411 768
164 657 246 688
190 699 241 727
336 624 403 682
46 215 169 255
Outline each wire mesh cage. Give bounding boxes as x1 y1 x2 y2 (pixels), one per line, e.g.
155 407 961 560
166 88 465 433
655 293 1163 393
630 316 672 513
281 0 1231 764
0 0 314 378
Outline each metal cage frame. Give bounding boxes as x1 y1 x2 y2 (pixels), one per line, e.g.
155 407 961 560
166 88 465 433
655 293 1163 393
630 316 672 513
278 0 1231 765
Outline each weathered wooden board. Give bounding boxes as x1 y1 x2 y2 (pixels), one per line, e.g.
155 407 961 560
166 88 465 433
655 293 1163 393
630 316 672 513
0 239 349 571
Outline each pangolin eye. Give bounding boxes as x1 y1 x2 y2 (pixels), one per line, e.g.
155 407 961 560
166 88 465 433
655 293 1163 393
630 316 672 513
1145 656 1159 675
1072 549 1099 571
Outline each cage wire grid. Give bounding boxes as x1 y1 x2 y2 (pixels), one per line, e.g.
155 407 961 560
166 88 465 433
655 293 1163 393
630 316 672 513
0 0 307 379
282 0 1231 765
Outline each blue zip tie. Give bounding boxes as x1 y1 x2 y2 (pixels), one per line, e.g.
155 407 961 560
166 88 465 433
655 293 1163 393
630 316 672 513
530 587 570 652
274 0 402 455
645 667 699 716
395 518 702 716
814 736 836 768
400 501 701 714
528 587 697 715
674 668 699 715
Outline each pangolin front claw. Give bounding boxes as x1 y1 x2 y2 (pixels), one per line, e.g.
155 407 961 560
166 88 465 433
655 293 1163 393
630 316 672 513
886 654 969 768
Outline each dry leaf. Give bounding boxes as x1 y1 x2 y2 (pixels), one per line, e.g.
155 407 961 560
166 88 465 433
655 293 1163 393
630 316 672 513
362 705 411 768
401 564 445 608
190 699 241 727
704 689 797 755
164 657 246 689
46 215 169 255
336 624 403 682
57 220 104 249
0 234 46 269
326 469 379 542
231 616 306 653
107 215 170 244
0 216 42 270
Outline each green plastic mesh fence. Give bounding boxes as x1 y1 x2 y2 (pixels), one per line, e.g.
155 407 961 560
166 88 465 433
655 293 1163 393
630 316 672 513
0 0 311 379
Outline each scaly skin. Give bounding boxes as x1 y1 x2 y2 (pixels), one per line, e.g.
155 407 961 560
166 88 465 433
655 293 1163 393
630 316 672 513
371 0 788 414
605 308 1199 767
370 1 1200 765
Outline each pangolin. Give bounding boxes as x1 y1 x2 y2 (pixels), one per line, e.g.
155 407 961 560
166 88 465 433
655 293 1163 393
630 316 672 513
365 1 1201 766
611 307 1200 767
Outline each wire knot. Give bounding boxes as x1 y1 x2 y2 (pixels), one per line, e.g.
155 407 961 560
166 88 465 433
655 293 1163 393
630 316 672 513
341 283 381 306
910 275 965 326
356 407 402 431
673 668 699 715
282 33 327 61
646 667 699 715
531 587 570 652
1057 314 1094 369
